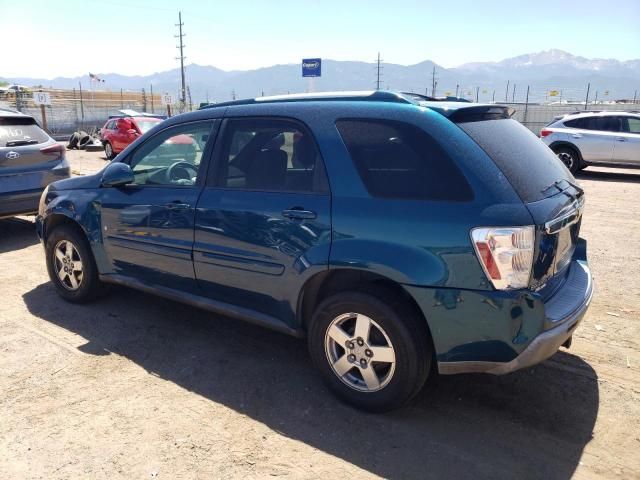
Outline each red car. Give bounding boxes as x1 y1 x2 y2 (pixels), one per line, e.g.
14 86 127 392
100 116 161 159
100 116 196 161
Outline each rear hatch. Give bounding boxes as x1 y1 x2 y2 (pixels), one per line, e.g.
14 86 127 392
449 107 583 298
0 114 64 193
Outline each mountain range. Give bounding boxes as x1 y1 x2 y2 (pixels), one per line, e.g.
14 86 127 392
3 50 639 104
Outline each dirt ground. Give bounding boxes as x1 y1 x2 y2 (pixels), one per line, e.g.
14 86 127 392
1 148 639 480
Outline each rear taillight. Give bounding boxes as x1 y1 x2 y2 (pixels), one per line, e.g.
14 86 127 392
41 143 66 159
540 129 553 138
471 226 535 290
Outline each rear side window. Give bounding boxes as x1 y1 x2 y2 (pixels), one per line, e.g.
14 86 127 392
565 116 621 132
0 117 49 147
563 118 584 129
336 119 473 201
459 119 572 202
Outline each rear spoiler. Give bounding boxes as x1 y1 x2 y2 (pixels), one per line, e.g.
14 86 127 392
422 103 515 123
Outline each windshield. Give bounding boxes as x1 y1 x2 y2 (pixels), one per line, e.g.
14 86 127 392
459 118 573 203
135 119 161 133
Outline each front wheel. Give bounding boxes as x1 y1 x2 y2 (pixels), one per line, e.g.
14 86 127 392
308 291 432 412
45 225 104 303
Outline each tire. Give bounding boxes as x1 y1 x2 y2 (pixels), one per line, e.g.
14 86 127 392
45 224 104 303
104 141 115 159
308 290 432 412
67 132 80 150
553 146 582 174
78 134 92 150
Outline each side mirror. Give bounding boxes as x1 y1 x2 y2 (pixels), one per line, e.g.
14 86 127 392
101 162 134 188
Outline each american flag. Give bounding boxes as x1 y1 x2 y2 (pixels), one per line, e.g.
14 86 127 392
89 73 105 83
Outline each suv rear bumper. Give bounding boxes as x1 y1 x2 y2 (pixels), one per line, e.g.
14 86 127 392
0 189 43 219
438 260 593 375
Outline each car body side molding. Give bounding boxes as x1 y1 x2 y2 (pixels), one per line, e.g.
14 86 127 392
99 273 303 338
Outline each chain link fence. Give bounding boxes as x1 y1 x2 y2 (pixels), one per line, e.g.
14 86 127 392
1 87 639 138
0 88 163 138
504 102 640 133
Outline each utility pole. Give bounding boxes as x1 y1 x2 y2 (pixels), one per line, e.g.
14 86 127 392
634 90 637 104
505 80 510 102
476 86 479 103
492 90 495 103
455 84 459 98
186 85 193 112
431 66 437 97
584 83 590 110
375 52 383 90
175 11 187 112
512 83 516 102
150 84 154 113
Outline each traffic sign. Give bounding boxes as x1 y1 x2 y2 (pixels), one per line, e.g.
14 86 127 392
161 94 174 106
33 91 51 105
302 58 321 77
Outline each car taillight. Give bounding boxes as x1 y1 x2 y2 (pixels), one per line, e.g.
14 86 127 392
471 226 534 290
540 129 552 138
41 143 66 159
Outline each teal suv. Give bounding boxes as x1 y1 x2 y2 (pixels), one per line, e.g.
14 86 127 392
36 92 593 412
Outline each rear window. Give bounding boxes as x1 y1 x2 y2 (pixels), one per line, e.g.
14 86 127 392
336 119 473 201
0 116 49 147
459 119 572 203
135 119 161 133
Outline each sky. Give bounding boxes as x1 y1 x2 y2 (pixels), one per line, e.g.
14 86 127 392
1 0 639 79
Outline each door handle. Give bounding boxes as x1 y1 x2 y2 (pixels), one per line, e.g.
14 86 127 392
282 208 317 220
571 133 583 138
616 137 627 142
165 202 190 210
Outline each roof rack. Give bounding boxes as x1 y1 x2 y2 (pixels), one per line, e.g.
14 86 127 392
199 90 412 109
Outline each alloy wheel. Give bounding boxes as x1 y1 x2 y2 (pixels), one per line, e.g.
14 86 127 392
53 240 84 291
557 151 574 170
324 312 396 392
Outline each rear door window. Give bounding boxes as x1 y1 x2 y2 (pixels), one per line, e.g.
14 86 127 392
216 118 328 194
582 116 621 132
336 119 473 201
459 118 572 202
0 116 49 147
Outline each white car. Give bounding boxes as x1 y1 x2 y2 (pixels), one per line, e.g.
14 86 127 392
540 111 640 172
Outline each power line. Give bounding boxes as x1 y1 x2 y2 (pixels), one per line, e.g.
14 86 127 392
175 11 187 111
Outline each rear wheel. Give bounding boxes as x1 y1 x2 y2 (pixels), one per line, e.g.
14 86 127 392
553 146 582 173
308 291 431 412
104 141 115 159
45 225 103 303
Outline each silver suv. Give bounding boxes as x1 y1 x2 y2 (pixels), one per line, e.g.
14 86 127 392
541 111 640 172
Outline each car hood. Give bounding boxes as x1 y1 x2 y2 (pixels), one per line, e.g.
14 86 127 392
50 171 102 191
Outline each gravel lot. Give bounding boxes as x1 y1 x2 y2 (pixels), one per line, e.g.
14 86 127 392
1 148 639 479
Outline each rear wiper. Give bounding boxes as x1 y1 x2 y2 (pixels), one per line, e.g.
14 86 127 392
5 139 38 147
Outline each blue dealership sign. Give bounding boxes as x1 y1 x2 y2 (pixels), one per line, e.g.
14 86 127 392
302 58 321 77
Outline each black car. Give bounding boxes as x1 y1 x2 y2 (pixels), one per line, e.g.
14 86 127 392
0 108 70 218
